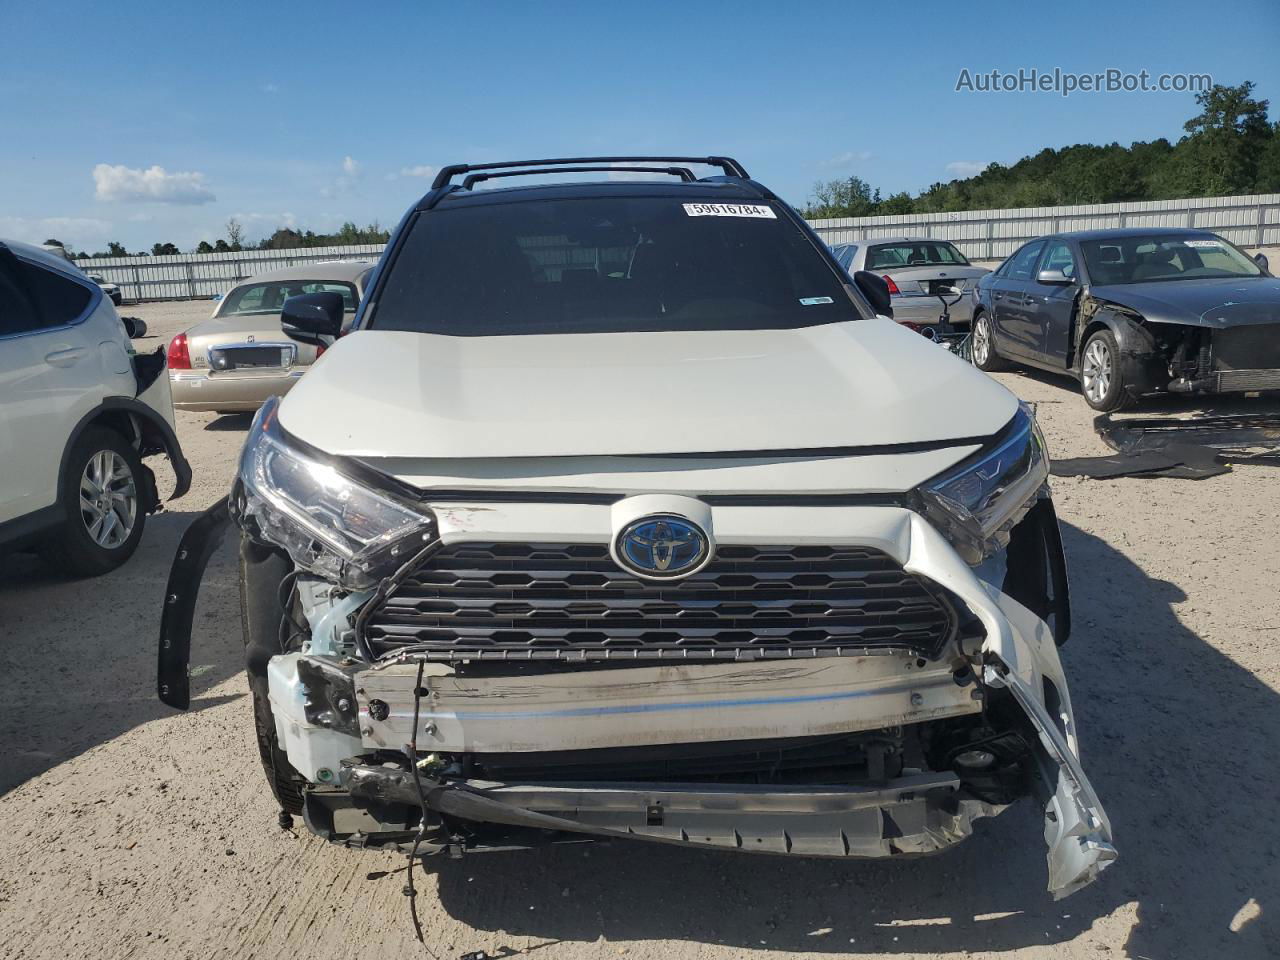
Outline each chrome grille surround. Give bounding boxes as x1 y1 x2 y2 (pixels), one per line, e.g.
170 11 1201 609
362 542 959 662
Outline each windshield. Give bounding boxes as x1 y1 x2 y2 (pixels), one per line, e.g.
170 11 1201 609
866 241 969 270
370 197 858 335
1081 234 1263 284
217 280 357 317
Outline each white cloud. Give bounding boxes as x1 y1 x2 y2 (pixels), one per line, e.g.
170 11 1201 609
945 161 987 178
321 157 363 197
0 215 113 248
822 150 873 168
396 164 437 179
92 163 216 204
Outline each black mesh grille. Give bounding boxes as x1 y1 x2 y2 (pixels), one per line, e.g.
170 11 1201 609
363 542 957 662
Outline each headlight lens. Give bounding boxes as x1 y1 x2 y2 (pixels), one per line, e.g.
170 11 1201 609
232 397 435 588
918 403 1049 564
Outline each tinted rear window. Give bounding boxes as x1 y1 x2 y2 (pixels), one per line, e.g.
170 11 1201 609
218 280 357 316
370 197 857 335
866 241 969 270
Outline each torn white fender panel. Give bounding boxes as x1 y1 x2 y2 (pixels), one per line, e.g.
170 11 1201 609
985 589 1117 898
898 514 1117 897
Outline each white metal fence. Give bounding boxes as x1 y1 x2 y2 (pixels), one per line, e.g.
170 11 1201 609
807 191 1280 263
74 244 386 301
72 193 1280 301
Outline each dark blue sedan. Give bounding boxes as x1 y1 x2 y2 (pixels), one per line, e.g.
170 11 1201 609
969 227 1276 410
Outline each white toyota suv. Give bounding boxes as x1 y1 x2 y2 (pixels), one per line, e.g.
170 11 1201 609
0 240 190 575
158 157 1114 900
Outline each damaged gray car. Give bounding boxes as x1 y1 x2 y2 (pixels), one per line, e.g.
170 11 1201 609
971 227 1277 410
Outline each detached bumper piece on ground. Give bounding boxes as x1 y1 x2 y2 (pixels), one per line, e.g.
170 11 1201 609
1051 412 1280 480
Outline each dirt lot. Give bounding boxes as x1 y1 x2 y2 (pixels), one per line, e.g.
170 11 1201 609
1 299 1277 960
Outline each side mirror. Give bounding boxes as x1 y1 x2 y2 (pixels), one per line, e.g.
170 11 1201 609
120 316 148 339
1254 252 1269 273
281 292 344 347
1036 268 1075 285
852 270 893 317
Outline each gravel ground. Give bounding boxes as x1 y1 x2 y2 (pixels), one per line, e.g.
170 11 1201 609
1 299 1277 960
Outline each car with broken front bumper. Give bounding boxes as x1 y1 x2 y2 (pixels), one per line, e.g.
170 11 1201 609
159 156 1115 899
970 227 1280 410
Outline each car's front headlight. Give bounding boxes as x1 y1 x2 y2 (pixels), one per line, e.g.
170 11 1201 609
231 397 436 588
917 403 1049 565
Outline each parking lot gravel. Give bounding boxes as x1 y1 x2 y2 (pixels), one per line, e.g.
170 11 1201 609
1 299 1277 960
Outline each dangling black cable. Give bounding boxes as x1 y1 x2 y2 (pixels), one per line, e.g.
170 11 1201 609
403 659 432 946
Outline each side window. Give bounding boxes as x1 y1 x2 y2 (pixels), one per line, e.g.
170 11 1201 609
219 284 268 315
1040 241 1077 279
1005 241 1047 282
21 262 93 325
0 267 41 336
0 254 93 336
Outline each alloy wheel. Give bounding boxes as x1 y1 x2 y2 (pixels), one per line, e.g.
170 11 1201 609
79 450 137 549
1082 339 1112 404
973 317 991 366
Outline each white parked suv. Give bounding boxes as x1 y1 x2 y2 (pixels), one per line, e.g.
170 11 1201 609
158 157 1114 899
0 240 190 575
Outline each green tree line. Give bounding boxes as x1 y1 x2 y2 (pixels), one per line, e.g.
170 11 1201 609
803 81 1280 218
71 219 391 260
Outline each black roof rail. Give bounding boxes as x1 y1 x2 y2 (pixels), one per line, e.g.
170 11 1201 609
461 165 698 189
432 155 748 190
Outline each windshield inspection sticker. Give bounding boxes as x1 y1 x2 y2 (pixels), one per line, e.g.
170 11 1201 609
799 296 835 305
683 202 777 219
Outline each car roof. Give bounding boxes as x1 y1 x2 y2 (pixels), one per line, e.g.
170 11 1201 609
1 238 93 280
859 236 952 245
424 178 770 210
236 261 374 285
1054 226 1219 241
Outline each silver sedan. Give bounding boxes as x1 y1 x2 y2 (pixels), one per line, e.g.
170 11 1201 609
831 236 989 331
168 261 373 413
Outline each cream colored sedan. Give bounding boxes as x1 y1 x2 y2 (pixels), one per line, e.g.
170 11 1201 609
168 261 373 413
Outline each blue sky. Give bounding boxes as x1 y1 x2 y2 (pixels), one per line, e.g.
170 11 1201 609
2 0 1278 253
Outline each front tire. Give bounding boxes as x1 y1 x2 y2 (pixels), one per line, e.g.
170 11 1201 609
1080 330 1131 412
42 427 146 576
971 311 1008 372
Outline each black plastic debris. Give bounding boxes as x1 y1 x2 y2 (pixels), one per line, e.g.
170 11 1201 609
1050 413 1280 480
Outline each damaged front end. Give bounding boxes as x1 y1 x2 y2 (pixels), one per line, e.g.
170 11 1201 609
158 399 1115 899
1079 291 1280 400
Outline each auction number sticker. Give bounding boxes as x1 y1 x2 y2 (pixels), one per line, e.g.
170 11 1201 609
1184 239 1222 248
683 202 777 219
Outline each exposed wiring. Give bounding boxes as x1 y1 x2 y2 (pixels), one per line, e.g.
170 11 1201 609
274 568 309 653
403 659 435 950
353 539 442 661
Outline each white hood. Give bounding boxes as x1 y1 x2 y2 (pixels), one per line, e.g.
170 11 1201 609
276 318 1017 460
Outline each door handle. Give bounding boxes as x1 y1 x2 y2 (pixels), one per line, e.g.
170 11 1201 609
44 346 86 367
